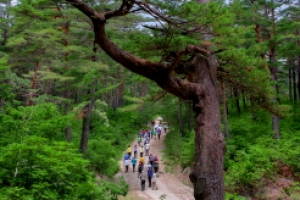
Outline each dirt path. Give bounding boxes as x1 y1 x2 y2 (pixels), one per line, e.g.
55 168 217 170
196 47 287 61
116 121 194 200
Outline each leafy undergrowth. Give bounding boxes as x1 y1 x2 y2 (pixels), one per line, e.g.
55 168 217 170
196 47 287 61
163 111 300 199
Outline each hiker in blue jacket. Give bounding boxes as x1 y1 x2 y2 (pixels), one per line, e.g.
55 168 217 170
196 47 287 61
147 167 153 188
131 157 137 172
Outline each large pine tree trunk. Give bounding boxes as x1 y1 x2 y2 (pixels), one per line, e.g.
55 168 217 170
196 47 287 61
189 55 224 200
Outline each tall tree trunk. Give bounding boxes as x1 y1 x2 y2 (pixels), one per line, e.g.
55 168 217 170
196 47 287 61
269 4 280 139
80 113 90 153
221 81 230 138
178 98 185 137
80 100 94 153
270 48 280 139
117 66 124 107
233 87 240 114
65 126 72 142
289 63 292 101
242 90 247 110
26 62 40 106
0 1 10 46
250 98 257 121
298 54 300 100
140 81 148 97
293 64 297 102
189 55 224 200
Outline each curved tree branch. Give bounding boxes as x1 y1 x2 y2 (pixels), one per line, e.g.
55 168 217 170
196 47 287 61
66 0 204 100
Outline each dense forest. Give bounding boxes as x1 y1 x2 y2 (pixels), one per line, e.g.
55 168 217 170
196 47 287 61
0 0 300 199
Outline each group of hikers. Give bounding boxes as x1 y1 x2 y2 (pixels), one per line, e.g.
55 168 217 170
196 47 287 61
123 121 166 191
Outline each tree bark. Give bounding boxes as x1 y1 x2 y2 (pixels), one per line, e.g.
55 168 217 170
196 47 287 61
233 88 240 114
298 54 300 100
80 113 90 153
293 64 297 102
288 65 292 101
269 4 280 139
117 66 125 107
242 90 247 111
189 55 224 200
65 126 72 142
80 100 94 153
26 62 40 106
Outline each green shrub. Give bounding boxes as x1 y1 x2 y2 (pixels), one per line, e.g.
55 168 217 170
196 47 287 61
85 139 119 177
0 103 72 145
0 136 100 199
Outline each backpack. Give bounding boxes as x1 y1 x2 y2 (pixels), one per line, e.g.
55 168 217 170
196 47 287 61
140 172 146 180
138 165 143 172
149 155 154 161
148 169 153 177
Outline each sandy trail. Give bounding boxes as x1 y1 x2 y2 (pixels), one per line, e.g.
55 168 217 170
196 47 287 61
117 121 194 200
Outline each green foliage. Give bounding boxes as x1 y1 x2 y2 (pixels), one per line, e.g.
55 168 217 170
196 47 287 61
0 103 72 145
225 193 249 200
286 183 300 199
0 136 100 200
277 130 300 174
164 129 182 163
85 139 119 177
179 130 195 168
0 57 14 103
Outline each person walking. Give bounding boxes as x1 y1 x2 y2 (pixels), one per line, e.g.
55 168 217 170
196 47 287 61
152 128 157 139
139 170 147 191
137 136 142 147
139 145 144 157
153 156 159 173
123 153 129 161
131 156 137 172
138 156 145 167
147 167 153 188
154 160 159 173
146 161 152 171
126 145 132 158
149 154 154 167
138 163 144 177
145 142 150 156
151 172 158 190
124 158 130 173
133 144 138 157
156 127 162 140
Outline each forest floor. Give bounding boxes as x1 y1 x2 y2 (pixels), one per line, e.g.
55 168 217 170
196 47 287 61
116 123 195 200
